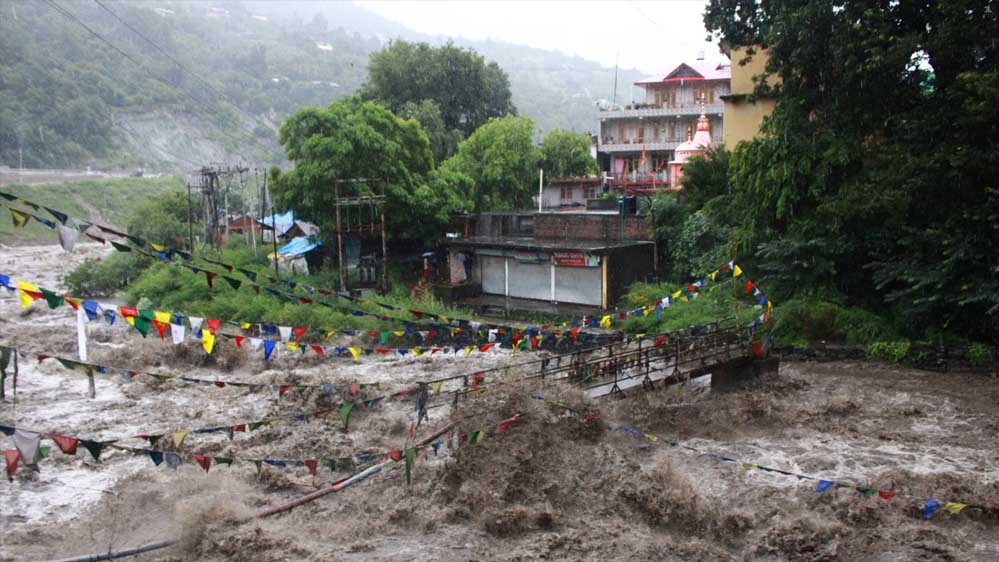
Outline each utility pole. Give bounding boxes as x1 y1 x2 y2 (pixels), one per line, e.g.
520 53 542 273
186 181 194 251
266 171 279 279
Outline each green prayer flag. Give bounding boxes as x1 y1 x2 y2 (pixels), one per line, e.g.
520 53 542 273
40 288 65 309
340 402 355 430
405 446 415 485
857 486 877 496
39 446 51 459
248 421 266 432
133 315 151 337
222 276 242 290
214 457 233 466
379 331 390 344
321 458 336 471
110 240 131 252
467 430 480 445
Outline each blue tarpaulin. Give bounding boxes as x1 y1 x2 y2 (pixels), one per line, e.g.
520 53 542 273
258 211 295 235
276 236 321 257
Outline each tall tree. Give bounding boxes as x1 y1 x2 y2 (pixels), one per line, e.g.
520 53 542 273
269 96 460 242
364 40 516 139
705 0 999 338
539 129 598 178
441 115 539 212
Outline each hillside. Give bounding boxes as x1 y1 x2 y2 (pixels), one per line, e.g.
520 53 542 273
0 1 643 171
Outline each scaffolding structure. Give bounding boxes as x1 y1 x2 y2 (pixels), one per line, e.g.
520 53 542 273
334 178 388 292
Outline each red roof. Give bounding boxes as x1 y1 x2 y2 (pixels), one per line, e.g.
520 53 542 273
635 61 731 85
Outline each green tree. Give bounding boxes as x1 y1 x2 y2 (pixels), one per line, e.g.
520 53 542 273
539 129 598 178
705 0 999 338
441 115 539 212
364 40 516 138
398 99 463 165
269 96 460 243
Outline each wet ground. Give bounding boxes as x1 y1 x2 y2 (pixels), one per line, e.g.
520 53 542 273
1 244 997 561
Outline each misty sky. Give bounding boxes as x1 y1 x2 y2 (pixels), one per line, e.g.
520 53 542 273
359 0 722 75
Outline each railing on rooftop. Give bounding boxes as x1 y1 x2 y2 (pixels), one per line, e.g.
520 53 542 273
598 102 725 119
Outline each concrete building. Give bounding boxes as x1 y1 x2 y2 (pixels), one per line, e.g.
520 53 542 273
441 212 654 313
721 46 777 147
540 177 604 210
597 60 730 190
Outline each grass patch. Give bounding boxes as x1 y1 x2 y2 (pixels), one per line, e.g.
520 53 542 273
620 279 763 334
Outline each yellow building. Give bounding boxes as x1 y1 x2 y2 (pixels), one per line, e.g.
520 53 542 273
721 46 777 147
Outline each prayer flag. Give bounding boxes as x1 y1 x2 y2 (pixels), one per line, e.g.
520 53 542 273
816 480 835 493
202 329 215 354
5 449 20 480
340 402 355 430
348 347 361 361
944 502 966 515
172 431 189 449
923 499 941 519
733 264 743 277
17 281 41 308
263 340 276 360
9 209 29 228
193 454 212 472
49 434 78 455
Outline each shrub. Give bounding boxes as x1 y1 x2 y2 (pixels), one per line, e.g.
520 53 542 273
773 296 897 346
63 254 138 297
968 343 993 366
866 340 911 362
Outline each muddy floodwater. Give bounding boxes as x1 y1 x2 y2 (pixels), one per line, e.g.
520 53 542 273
1 244 997 561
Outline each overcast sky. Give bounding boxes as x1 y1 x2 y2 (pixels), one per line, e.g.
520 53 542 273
359 0 723 75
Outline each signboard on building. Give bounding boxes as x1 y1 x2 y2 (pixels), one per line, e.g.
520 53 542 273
552 252 599 267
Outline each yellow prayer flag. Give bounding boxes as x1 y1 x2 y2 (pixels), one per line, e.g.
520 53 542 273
172 431 189 449
944 502 967 514
285 342 299 351
477 429 486 443
150 243 167 253
431 381 443 394
599 315 612 329
681 296 689 302
411 348 423 356
440 316 449 324
740 461 756 469
240 322 252 330
393 330 405 337
17 280 39 308
202 329 215 354
64 296 82 309
10 208 29 228
710 270 718 281
634 333 646 340
464 345 474 356
672 289 682 299
125 316 136 327
325 329 336 339
644 433 658 442
154 311 171 324
348 347 361 361
733 264 743 277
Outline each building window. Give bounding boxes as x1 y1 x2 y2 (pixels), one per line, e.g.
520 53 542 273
583 185 596 199
560 186 574 200
636 125 645 143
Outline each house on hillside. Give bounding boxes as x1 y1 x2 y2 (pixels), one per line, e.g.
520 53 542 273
597 59 730 190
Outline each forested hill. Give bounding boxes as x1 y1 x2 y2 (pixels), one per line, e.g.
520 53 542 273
0 1 643 171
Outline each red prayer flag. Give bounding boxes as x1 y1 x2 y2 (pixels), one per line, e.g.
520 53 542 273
48 434 78 455
293 327 306 343
279 385 292 396
204 271 216 288
231 424 246 433
878 491 896 500
64 296 80 310
744 280 755 294
388 450 403 461
310 344 325 355
472 372 485 388
348 383 360 396
497 414 522 432
119 306 138 318
193 454 211 472
153 320 168 341
214 381 225 388
570 328 579 340
205 318 221 333
299 298 313 305
235 335 245 348
430 348 441 355
4 449 20 481
305 459 318 476
530 336 538 349
478 343 494 353
654 335 667 348
375 348 390 355
367 330 379 338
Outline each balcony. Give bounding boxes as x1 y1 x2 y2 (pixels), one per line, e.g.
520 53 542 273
597 139 682 153
598 102 725 119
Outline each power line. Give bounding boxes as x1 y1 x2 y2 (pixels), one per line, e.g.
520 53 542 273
92 0 235 108
42 0 219 118
43 0 276 159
